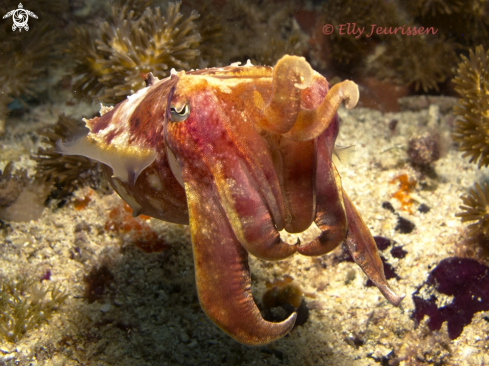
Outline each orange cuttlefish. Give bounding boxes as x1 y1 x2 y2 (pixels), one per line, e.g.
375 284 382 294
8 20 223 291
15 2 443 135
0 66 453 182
57 55 404 345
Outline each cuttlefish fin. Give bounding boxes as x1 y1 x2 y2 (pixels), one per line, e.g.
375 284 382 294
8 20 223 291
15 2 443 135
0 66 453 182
56 134 156 186
342 190 405 306
187 183 296 345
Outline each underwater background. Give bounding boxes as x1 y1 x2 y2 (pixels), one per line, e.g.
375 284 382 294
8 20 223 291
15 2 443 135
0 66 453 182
0 0 488 365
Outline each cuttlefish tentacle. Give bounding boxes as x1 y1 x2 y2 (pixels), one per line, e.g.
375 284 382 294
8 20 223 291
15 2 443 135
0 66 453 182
342 190 405 306
257 55 313 135
298 133 347 256
284 80 359 142
187 182 297 346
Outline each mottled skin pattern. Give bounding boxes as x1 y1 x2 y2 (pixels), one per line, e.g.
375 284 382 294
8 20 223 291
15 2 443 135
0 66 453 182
58 56 404 345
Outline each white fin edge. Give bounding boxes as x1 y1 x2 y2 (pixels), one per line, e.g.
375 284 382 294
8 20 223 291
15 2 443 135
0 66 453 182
56 135 156 186
332 144 356 165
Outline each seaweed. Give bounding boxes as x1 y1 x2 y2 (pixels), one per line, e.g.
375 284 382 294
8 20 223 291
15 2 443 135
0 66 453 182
0 276 68 342
31 114 104 198
412 257 489 340
69 0 201 104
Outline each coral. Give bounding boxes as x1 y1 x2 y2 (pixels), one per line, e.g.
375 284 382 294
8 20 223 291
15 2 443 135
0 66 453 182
452 46 489 241
399 0 489 90
0 276 67 342
407 0 462 16
316 0 489 92
390 174 417 213
0 29 55 134
70 0 201 103
73 190 93 210
0 162 51 222
456 183 489 238
319 0 400 68
412 257 489 340
411 0 488 48
455 232 489 260
223 0 308 66
319 0 456 91
452 45 489 168
189 0 224 67
32 114 103 199
407 132 441 169
460 1 489 45
0 162 29 209
366 35 457 92
105 202 168 253
68 0 308 103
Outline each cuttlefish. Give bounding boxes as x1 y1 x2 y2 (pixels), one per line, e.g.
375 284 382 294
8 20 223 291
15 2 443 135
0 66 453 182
58 55 404 345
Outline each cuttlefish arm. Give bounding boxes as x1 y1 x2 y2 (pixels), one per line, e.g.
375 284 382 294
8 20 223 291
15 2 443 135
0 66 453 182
342 190 405 306
254 55 359 142
298 132 347 256
187 179 296 345
166 82 296 262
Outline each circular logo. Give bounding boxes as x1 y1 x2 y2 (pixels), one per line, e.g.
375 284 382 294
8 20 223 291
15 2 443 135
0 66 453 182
2 3 38 32
12 9 29 30
322 24 334 35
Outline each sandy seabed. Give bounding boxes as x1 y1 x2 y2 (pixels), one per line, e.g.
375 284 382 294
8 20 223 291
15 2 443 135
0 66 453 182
0 96 488 366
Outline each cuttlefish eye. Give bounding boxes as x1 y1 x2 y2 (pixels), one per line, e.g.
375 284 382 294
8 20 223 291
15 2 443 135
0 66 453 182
169 103 190 122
